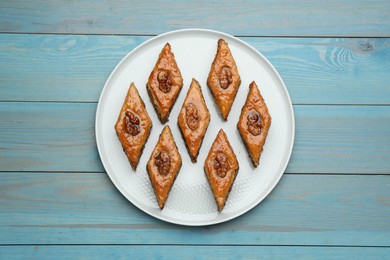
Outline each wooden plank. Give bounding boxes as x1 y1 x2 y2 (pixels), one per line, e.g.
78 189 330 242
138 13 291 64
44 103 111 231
250 37 390 105
0 34 389 104
0 245 389 259
0 173 389 246
287 105 390 173
0 34 149 102
0 1 389 36
0 102 103 172
0 102 389 173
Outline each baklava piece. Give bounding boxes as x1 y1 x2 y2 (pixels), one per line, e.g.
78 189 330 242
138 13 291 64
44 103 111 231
147 125 182 209
204 129 239 211
207 39 241 120
147 43 183 123
237 81 271 167
178 78 211 163
115 82 152 171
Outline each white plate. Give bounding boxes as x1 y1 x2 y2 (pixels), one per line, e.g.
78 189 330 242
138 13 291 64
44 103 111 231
96 29 295 226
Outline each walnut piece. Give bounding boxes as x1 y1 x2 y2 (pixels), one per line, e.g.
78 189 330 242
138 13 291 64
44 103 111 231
125 111 140 136
154 151 171 176
213 152 229 178
157 70 172 93
218 66 233 89
247 110 264 136
185 103 200 131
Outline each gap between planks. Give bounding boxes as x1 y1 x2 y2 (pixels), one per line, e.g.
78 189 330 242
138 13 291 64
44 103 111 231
1 32 390 38
0 171 388 176
0 244 389 248
1 100 390 107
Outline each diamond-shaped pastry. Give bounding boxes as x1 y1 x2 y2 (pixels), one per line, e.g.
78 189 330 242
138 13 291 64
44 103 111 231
204 129 239 211
147 43 183 123
147 125 182 209
178 78 211 163
237 81 271 167
207 39 241 120
115 82 152 171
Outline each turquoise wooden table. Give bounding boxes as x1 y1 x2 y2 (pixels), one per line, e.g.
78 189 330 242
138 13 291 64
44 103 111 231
1 1 390 259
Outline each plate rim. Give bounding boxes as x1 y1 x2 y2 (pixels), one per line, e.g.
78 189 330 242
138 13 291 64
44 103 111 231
95 28 295 226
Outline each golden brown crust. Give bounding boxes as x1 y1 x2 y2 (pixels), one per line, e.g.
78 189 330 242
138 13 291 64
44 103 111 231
146 125 182 209
237 81 271 167
114 83 152 171
146 43 183 123
207 39 241 120
178 78 211 163
204 129 239 211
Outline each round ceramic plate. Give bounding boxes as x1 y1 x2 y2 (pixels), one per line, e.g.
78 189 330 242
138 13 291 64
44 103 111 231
96 29 294 226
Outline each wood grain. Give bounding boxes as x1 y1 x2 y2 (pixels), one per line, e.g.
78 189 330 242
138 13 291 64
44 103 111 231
0 0 389 36
0 34 389 104
0 102 389 173
0 102 103 172
288 105 390 173
0 172 389 246
0 246 389 259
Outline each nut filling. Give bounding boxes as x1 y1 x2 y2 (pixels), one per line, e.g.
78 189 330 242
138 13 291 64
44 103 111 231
185 103 200 131
125 111 140 136
214 152 229 178
154 151 171 176
157 70 172 93
218 66 233 89
247 110 264 136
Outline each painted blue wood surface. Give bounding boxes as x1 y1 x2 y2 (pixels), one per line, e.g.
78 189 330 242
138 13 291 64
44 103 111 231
0 35 389 104
0 173 389 246
0 0 389 37
0 102 389 173
0 0 389 256
0 246 389 260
